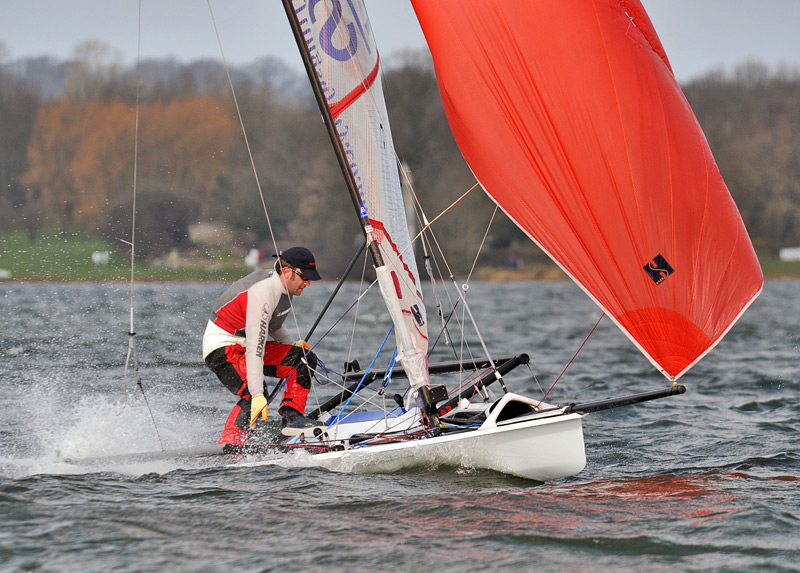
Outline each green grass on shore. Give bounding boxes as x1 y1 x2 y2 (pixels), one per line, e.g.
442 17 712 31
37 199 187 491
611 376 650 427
0 231 247 281
758 257 800 278
1 231 798 282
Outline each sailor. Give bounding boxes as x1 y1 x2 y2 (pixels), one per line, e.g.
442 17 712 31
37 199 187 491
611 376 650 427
202 246 325 444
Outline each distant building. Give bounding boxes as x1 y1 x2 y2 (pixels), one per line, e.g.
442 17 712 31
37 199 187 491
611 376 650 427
245 248 263 269
779 247 800 262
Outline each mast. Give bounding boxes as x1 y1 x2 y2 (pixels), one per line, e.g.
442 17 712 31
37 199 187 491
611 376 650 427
281 0 434 422
281 0 383 268
282 0 435 421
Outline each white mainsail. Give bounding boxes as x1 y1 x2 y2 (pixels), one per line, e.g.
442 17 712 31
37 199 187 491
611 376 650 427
288 0 429 391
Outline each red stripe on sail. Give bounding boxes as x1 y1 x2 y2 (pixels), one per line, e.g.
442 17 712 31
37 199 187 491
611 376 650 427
370 219 418 287
329 56 381 120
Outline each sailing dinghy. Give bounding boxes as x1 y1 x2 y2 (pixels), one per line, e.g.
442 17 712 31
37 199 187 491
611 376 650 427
66 1 762 481
211 0 762 482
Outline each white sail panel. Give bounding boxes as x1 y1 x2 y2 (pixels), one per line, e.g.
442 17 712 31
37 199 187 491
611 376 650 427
291 0 429 388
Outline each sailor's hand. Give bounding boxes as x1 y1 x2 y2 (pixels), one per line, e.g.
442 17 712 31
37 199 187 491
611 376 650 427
294 340 310 350
249 395 268 428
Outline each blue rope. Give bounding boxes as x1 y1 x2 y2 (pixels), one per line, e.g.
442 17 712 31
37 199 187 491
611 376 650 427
382 346 398 389
336 324 394 422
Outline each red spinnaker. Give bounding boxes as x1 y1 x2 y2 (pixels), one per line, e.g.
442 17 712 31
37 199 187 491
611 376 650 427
411 0 763 379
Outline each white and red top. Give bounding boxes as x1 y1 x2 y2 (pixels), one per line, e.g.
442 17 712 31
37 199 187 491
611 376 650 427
202 269 293 397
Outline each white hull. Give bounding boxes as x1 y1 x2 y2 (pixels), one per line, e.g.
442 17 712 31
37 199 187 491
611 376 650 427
250 393 587 482
309 412 585 482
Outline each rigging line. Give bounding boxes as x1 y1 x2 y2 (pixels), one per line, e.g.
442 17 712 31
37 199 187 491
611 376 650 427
389 178 495 391
536 313 606 407
334 325 395 426
120 0 164 450
437 206 496 374
427 298 460 360
406 183 505 385
466 206 498 284
407 183 480 279
369 151 478 293
205 1 277 256
296 239 368 413
122 0 143 410
206 1 306 345
361 181 478 322
431 270 482 376
410 226 475 366
408 186 474 320
399 163 449 343
347 249 371 368
425 206 496 370
131 335 165 449
452 277 506 393
398 176 474 321
455 290 486 394
304 238 367 342
377 54 484 367
423 231 464 347
524 359 546 396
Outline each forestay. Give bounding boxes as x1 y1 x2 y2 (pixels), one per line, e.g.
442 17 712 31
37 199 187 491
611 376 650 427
288 0 429 390
411 0 763 380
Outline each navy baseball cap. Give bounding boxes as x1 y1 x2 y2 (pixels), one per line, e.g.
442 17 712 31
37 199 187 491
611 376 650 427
279 247 321 281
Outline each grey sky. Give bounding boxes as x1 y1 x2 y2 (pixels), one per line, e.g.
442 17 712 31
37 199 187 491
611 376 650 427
2 1 799 83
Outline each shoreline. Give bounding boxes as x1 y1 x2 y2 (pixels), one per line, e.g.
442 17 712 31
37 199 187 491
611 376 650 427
2 269 798 283
3 232 798 282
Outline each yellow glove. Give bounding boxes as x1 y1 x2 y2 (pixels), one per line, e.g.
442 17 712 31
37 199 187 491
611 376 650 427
249 395 268 428
294 340 310 350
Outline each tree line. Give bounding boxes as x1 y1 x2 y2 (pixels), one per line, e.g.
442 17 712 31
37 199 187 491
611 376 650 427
1 42 799 277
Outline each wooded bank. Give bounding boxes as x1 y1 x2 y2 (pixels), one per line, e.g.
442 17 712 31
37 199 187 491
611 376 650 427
1 45 798 277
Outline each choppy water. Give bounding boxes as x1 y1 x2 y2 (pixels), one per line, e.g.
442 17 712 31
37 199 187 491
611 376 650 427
1 279 798 572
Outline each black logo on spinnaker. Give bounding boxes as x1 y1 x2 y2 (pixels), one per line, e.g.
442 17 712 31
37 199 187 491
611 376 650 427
643 254 674 285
